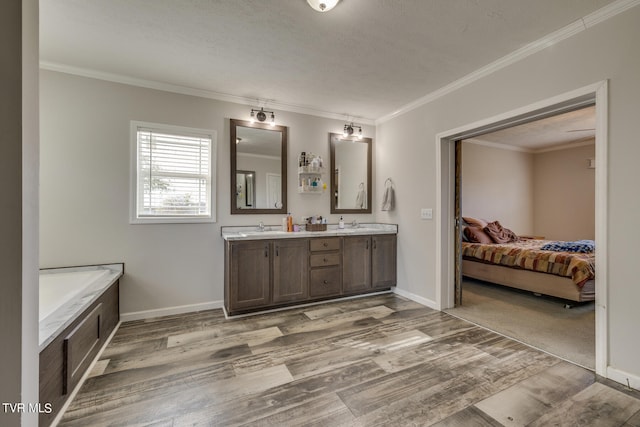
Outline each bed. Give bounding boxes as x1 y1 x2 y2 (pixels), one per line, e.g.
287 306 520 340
461 218 595 303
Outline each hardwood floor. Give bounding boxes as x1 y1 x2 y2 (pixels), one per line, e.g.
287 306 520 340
58 294 640 426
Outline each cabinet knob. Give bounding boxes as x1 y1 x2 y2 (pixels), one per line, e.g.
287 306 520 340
323 257 328 262
323 280 329 284
323 242 328 247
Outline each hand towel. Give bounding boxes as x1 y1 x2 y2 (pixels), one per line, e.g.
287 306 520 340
381 186 395 211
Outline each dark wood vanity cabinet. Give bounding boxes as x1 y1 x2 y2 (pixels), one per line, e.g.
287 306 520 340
343 236 372 293
227 240 271 311
225 233 396 315
226 239 309 313
372 234 397 289
309 237 342 298
273 239 309 303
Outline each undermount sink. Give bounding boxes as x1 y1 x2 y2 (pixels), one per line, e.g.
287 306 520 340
240 229 288 236
336 228 373 233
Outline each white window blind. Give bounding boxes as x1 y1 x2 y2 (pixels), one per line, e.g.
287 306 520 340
131 122 216 223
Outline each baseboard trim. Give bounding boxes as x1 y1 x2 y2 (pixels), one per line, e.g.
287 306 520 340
223 291 393 319
121 300 224 322
606 366 640 391
393 287 438 310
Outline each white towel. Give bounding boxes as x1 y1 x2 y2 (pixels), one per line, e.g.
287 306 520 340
381 185 395 211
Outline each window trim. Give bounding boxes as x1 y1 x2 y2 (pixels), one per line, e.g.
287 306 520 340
130 121 217 224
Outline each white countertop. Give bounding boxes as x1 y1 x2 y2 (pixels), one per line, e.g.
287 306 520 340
221 223 398 241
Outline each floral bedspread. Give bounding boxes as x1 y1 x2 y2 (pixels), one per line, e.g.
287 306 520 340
462 239 595 287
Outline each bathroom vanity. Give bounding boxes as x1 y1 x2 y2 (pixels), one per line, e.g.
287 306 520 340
222 224 397 315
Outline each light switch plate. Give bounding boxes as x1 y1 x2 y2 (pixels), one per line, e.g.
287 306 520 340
421 208 433 220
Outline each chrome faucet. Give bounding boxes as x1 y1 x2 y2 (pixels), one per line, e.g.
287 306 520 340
351 219 359 229
258 221 265 232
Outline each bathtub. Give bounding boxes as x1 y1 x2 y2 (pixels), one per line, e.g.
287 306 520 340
39 263 123 426
39 264 123 350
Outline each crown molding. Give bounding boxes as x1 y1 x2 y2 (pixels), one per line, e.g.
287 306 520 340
376 0 640 124
39 0 638 127
39 61 376 126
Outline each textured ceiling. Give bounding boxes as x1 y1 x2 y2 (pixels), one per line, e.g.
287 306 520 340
470 106 596 150
40 0 617 122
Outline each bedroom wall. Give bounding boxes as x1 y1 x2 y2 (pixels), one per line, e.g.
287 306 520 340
533 141 595 240
461 141 534 235
39 70 375 316
375 4 640 382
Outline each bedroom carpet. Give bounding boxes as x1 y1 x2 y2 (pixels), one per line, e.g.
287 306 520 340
446 278 595 370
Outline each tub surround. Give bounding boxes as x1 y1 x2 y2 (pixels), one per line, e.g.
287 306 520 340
39 264 122 426
39 263 123 351
221 223 398 241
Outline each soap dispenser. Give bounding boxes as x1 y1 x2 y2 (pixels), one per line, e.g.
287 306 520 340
338 216 344 229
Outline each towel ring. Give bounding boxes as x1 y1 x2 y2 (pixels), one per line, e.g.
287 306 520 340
385 178 393 188
359 182 364 189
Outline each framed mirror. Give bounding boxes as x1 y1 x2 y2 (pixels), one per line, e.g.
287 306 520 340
330 133 372 214
230 119 287 214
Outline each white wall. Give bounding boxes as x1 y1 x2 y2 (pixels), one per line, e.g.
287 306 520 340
533 142 595 240
376 5 640 380
461 142 534 235
39 70 375 316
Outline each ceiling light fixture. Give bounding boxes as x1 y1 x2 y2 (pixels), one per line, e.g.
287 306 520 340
343 122 363 139
250 107 276 126
307 0 339 12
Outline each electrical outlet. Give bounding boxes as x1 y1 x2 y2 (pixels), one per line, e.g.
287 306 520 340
421 208 433 220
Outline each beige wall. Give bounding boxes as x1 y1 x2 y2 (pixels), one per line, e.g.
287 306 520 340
461 142 534 235
533 142 595 240
376 5 640 379
461 141 596 240
39 70 375 316
0 0 39 426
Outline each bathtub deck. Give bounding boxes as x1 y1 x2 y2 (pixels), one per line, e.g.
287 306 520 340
39 264 123 350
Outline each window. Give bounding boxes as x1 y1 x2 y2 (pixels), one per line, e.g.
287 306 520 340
131 121 216 224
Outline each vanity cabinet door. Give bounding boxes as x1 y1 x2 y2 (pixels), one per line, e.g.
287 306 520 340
273 239 309 303
228 240 271 311
372 235 397 289
343 236 371 293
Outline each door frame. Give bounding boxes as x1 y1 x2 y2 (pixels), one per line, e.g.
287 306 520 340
435 81 608 376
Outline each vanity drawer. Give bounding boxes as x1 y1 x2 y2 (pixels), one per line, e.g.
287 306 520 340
310 253 340 268
310 237 341 252
309 266 342 297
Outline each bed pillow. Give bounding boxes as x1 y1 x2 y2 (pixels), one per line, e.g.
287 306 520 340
464 225 494 244
462 216 488 229
461 218 470 242
484 221 519 244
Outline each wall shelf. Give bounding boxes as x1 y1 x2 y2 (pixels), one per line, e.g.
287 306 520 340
298 153 325 194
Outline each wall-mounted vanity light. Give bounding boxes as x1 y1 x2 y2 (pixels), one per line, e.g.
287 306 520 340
307 0 340 12
343 122 363 139
250 107 276 126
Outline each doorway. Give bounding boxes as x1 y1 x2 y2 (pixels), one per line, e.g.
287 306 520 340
435 81 608 376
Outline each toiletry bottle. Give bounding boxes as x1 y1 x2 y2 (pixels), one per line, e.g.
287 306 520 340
287 213 293 232
282 215 288 231
339 216 344 229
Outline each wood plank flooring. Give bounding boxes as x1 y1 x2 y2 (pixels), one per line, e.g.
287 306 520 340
58 294 640 426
